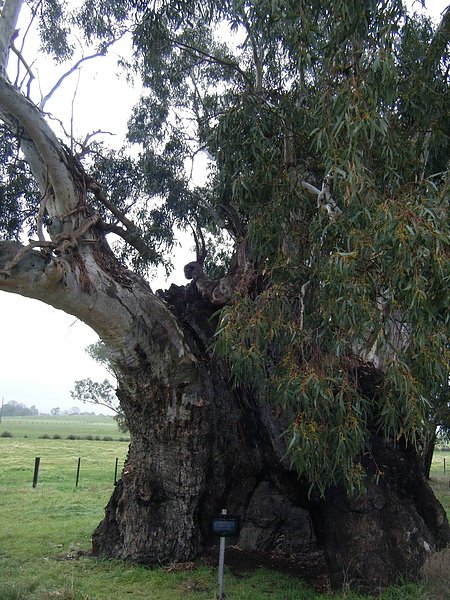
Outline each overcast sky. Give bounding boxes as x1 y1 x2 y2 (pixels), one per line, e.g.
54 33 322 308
0 1 447 414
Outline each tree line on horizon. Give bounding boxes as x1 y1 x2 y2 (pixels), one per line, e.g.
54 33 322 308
0 399 101 418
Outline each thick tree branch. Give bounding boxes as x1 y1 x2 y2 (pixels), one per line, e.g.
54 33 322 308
0 76 80 215
0 0 23 75
101 221 159 262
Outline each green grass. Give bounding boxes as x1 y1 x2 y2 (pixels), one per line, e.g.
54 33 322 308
0 414 127 440
428 450 450 517
0 420 445 599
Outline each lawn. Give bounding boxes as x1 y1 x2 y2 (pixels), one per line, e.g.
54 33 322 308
0 414 127 440
428 450 450 517
0 420 446 599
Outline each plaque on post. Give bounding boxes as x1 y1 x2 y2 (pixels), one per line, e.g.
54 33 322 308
211 510 240 599
211 514 240 538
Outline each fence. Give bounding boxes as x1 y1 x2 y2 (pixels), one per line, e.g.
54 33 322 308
31 455 121 488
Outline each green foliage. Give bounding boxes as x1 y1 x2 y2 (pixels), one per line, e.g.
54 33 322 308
1 1 449 496
0 128 39 238
38 0 74 61
209 2 450 494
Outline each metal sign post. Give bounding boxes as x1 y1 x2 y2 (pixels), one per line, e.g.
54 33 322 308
217 509 227 600
211 509 240 600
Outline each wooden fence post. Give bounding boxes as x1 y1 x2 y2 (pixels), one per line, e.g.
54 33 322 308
75 457 81 487
32 457 40 488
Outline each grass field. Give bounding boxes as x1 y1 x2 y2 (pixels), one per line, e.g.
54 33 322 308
428 450 450 517
0 415 128 440
0 418 448 599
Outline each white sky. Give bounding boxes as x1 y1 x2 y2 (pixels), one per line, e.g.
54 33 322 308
0 0 447 414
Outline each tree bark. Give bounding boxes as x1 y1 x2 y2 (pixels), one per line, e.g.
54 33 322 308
420 427 437 480
318 436 449 592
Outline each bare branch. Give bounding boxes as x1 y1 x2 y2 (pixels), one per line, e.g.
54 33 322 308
18 0 41 57
80 129 114 149
39 38 119 111
10 30 35 94
36 178 51 242
87 178 137 231
0 239 53 275
294 174 343 220
169 37 249 83
299 280 310 331
0 213 100 275
189 218 206 265
317 173 342 220
0 76 81 215
101 222 159 263
70 68 81 153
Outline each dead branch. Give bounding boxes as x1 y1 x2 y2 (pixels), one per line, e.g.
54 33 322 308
0 213 100 275
10 30 35 95
0 239 54 275
39 38 119 111
36 176 51 242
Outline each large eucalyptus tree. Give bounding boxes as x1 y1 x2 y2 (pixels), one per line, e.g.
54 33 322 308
0 0 449 592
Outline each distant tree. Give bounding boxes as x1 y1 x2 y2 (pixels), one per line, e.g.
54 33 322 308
29 405 39 416
420 382 450 478
70 341 128 432
50 407 60 416
69 406 80 415
1 400 34 416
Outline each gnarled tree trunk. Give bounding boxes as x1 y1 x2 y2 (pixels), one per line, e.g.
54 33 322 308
90 283 449 594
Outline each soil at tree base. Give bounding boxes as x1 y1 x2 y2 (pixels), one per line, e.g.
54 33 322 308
199 544 331 592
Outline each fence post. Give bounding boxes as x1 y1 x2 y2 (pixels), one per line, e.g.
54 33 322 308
75 457 81 487
114 457 119 485
32 457 40 488
444 457 446 474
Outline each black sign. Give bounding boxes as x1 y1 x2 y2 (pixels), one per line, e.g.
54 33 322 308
211 515 240 538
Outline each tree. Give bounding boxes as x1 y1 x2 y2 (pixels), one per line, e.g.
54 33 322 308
70 341 129 431
50 407 60 416
420 381 450 477
0 399 36 416
0 0 449 593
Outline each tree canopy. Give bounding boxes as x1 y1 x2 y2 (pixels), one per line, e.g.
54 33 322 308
1 0 449 496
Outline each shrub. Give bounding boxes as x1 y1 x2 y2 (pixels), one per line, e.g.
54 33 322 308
40 434 51 439
420 547 450 600
53 434 61 439
0 431 12 437
66 434 77 440
95 436 101 440
102 436 113 441
84 435 93 440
